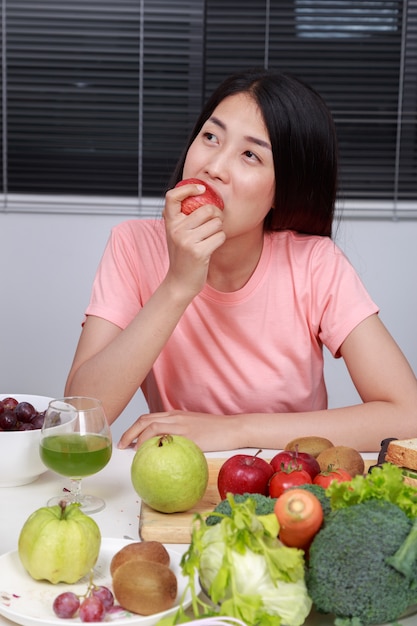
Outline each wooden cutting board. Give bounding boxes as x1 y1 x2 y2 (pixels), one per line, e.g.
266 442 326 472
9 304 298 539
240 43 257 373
138 457 377 544
138 458 223 543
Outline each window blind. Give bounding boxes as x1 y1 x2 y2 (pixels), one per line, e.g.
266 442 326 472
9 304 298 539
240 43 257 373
5 0 141 195
205 0 417 218
0 0 416 218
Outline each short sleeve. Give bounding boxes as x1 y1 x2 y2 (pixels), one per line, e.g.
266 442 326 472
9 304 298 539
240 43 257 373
312 240 379 358
85 219 169 329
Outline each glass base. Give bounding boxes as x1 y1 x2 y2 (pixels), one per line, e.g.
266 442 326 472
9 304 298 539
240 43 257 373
47 493 106 515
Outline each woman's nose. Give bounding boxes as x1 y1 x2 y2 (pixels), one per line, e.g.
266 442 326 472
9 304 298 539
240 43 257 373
204 149 230 182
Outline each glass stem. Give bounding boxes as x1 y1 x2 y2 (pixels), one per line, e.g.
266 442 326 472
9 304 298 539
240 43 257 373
69 478 82 504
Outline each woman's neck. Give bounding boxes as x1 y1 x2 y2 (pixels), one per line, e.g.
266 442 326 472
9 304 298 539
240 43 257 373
207 230 265 292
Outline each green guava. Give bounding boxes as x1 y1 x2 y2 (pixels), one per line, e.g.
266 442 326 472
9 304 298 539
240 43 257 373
131 434 209 513
18 501 101 583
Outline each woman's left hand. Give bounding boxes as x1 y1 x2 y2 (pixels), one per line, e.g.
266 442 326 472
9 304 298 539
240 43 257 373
117 410 242 452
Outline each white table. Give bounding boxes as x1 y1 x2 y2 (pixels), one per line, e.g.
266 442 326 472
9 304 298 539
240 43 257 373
1 449 417 626
0 447 249 626
1 448 143 558
0 448 158 625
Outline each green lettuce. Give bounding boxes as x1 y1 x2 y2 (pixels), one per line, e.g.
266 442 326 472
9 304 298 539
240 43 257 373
326 462 417 518
156 495 311 626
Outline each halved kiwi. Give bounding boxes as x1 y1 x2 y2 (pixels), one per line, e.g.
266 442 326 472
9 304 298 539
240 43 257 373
110 541 170 576
112 559 177 615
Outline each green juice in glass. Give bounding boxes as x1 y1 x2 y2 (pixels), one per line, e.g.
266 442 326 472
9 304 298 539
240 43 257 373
40 433 112 478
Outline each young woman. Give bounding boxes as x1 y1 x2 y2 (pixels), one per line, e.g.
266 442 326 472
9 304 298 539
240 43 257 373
65 68 417 452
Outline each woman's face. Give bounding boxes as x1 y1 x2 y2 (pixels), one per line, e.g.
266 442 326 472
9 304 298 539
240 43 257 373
183 92 276 238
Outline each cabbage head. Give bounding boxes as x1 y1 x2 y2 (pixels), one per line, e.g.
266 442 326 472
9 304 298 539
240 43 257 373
180 496 312 626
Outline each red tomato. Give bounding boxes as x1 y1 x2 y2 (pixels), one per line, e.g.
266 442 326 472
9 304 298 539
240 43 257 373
313 468 352 488
268 468 312 498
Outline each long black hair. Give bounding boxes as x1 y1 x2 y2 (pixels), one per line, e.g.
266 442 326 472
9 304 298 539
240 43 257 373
169 68 338 237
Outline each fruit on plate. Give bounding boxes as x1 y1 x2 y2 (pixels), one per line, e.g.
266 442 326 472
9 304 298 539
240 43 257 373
53 591 82 619
175 177 224 214
131 434 209 513
270 448 321 480
284 435 334 458
18 501 101 583
217 450 274 499
110 540 170 576
112 558 177 615
316 445 365 477
110 540 177 616
53 584 115 620
52 572 116 622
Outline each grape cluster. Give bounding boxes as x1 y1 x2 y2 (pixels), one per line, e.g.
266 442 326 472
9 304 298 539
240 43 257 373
53 584 115 622
0 397 45 431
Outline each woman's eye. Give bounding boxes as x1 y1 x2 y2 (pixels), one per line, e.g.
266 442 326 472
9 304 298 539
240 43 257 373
244 150 259 161
203 131 217 143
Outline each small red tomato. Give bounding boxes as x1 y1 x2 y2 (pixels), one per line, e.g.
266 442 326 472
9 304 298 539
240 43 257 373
313 468 352 488
268 468 312 498
175 178 224 214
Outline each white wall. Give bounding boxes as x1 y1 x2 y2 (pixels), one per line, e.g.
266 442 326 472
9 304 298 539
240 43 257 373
1 212 416 442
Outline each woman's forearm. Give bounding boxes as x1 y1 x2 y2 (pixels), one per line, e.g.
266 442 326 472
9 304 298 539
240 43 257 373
236 388 417 453
65 277 193 423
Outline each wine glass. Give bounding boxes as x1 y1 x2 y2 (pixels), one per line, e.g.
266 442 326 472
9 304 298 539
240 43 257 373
39 396 112 514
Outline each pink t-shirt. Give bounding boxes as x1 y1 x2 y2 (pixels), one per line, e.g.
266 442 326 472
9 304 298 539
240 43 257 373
86 219 379 415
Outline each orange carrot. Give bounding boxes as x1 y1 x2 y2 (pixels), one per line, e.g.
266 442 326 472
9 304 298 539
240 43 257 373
274 488 323 550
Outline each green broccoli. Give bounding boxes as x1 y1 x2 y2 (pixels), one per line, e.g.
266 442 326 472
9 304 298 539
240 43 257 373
387 517 417 581
205 492 277 525
306 499 417 626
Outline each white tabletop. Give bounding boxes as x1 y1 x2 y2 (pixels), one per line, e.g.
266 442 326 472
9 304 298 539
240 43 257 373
1 447 264 556
1 449 417 626
0 447 257 626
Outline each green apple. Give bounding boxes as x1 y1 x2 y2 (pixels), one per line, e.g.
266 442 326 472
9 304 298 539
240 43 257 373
18 501 101 583
131 434 209 513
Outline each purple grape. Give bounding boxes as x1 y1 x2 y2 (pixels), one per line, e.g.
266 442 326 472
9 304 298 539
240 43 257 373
91 585 114 611
53 592 80 618
18 422 35 430
0 397 46 431
30 413 45 429
79 596 106 622
15 402 37 423
0 410 17 430
1 397 18 411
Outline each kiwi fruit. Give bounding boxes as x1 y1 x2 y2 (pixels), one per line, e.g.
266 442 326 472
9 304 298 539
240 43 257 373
112 559 177 615
110 541 170 576
285 436 334 459
316 445 365 477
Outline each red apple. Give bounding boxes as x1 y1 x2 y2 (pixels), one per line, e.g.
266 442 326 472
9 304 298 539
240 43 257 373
175 178 224 215
270 449 320 480
217 450 274 499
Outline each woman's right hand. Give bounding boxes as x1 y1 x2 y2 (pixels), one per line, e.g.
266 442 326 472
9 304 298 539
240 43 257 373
162 182 226 298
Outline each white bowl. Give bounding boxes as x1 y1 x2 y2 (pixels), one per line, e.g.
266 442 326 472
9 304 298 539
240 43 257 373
0 394 54 487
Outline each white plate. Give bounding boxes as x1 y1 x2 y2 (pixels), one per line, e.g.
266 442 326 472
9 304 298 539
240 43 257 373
0 538 197 626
